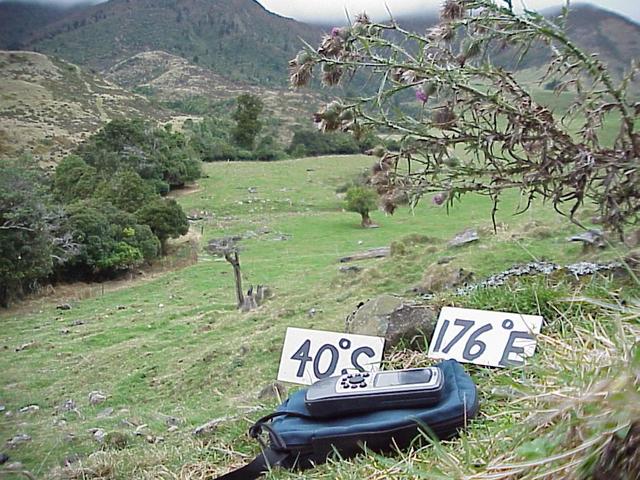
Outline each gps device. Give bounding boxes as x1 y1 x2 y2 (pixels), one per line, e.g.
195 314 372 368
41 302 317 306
304 367 444 418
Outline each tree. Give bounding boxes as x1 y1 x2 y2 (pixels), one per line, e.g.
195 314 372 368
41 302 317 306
95 169 154 213
136 198 189 254
63 200 159 277
79 119 202 190
231 93 263 150
290 0 639 235
345 186 378 228
0 166 58 306
53 155 98 203
207 236 245 308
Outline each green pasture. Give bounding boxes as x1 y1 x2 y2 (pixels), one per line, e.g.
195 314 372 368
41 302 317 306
0 155 635 479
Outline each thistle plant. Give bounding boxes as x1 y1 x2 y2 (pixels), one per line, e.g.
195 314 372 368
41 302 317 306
290 0 639 236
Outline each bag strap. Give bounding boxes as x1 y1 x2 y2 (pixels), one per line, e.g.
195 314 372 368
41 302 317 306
213 410 312 480
213 447 291 480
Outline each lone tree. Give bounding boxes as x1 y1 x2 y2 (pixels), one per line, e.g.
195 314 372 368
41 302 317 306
345 186 378 228
232 93 264 150
136 198 188 254
289 0 639 236
206 236 271 311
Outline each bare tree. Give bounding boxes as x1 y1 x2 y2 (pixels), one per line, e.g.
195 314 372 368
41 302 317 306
207 236 245 308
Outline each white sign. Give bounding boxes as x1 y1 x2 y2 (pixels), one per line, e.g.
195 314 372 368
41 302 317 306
428 307 543 368
277 327 385 385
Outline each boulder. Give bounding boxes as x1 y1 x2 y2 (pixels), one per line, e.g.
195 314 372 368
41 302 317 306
88 391 107 405
345 295 437 350
448 229 479 247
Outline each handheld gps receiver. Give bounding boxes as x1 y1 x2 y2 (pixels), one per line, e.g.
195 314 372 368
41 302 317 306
304 367 444 418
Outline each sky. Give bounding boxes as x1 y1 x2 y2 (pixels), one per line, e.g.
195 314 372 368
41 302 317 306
2 0 638 23
256 1 639 23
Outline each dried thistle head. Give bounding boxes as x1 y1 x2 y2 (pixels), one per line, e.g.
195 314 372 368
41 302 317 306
427 24 455 42
381 194 398 214
313 100 345 132
289 50 314 88
319 33 345 57
321 63 344 86
354 12 371 25
432 106 457 128
441 0 466 22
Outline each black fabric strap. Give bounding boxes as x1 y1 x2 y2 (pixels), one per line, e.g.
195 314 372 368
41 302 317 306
213 448 291 480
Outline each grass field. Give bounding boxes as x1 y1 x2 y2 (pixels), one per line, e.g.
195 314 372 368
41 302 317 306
0 155 637 479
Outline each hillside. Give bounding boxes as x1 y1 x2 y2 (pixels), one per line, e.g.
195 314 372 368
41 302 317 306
104 50 325 142
25 0 323 87
0 154 636 478
0 50 170 164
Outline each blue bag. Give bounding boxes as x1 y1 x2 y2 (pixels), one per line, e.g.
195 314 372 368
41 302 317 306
216 359 478 479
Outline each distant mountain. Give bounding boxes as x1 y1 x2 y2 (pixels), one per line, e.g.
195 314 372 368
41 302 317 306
0 1 87 49
21 0 323 87
563 4 640 76
396 5 640 79
0 50 170 164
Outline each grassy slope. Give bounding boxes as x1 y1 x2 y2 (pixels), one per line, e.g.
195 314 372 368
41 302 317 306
0 155 636 479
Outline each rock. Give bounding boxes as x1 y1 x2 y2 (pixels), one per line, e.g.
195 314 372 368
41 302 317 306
4 462 23 470
104 432 129 450
625 229 640 248
339 265 362 274
193 416 230 436
90 428 107 443
15 341 36 352
419 263 474 293
568 229 605 249
56 303 72 310
0 452 9 464
258 382 287 402
72 320 84 326
160 415 181 428
88 391 107 405
339 247 390 263
19 405 40 414
345 295 438 350
167 425 179 433
55 400 77 414
63 433 76 443
0 405 5 412
117 305 126 310
308 308 318 317
436 256 455 265
6 434 31 448
448 229 479 247
96 407 114 419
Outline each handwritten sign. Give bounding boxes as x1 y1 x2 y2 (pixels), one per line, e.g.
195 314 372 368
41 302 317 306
428 307 543 368
277 328 385 385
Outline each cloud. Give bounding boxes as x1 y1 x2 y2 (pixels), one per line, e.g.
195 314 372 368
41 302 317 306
257 0 640 24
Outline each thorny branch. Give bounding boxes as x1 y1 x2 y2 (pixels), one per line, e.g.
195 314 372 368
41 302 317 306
289 0 639 235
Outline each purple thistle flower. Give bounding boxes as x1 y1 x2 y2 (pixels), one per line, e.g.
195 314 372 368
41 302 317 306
331 27 341 37
415 89 429 103
432 192 447 205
